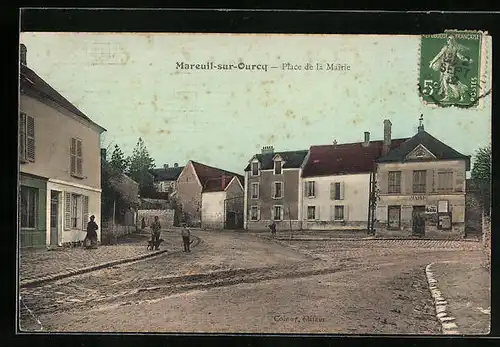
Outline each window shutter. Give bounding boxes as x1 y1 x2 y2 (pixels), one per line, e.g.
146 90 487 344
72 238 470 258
344 205 349 221
26 116 35 161
19 113 27 161
312 181 316 197
82 195 89 230
271 207 275 220
340 182 345 200
64 192 71 230
70 138 76 174
280 182 284 198
272 182 276 198
257 207 260 220
76 140 83 175
304 182 308 197
330 182 335 200
314 206 319 220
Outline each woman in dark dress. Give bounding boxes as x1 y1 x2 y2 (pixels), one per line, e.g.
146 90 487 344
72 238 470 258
85 215 99 249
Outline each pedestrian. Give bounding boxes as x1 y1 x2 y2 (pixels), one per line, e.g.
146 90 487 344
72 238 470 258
269 221 277 238
141 217 146 230
84 215 99 249
150 216 162 250
181 223 191 252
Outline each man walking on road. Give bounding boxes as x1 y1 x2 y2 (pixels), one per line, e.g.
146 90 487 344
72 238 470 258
181 223 191 252
151 216 162 250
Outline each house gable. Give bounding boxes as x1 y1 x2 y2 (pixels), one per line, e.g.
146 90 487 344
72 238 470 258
177 161 203 188
224 175 244 193
405 144 437 161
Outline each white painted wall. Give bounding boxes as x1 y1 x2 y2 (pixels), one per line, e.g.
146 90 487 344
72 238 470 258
46 180 101 246
301 173 370 222
201 191 226 225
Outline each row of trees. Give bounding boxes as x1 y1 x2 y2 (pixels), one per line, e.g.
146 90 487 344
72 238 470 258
471 144 491 216
101 137 156 220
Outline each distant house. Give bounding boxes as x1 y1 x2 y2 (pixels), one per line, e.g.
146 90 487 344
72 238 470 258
176 160 244 228
301 127 408 231
150 163 184 197
19 44 106 248
375 118 470 238
244 146 309 231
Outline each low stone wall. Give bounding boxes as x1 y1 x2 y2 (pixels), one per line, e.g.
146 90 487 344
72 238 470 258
137 209 175 230
482 214 491 270
301 220 367 231
101 223 138 245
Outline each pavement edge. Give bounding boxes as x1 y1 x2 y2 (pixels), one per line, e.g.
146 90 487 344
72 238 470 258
20 236 201 288
425 263 461 335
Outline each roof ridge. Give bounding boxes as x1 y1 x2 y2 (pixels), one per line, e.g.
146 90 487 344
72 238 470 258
419 130 469 157
191 160 242 177
311 137 410 148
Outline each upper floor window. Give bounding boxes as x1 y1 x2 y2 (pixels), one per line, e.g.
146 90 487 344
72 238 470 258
19 112 35 163
273 181 283 199
438 171 453 193
388 171 401 194
412 170 427 193
305 181 315 198
70 138 83 177
274 160 282 175
330 182 344 200
251 182 259 199
251 162 259 176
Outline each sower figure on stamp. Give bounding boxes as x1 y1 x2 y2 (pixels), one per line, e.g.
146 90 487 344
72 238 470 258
181 223 191 252
150 216 162 250
84 215 99 249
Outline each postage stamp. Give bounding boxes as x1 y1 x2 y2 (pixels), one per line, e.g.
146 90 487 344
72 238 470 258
419 30 486 109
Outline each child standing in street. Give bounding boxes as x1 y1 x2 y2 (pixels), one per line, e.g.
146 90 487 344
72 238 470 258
181 223 191 252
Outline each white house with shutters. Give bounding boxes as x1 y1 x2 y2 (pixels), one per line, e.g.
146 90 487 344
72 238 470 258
300 126 409 231
19 43 106 247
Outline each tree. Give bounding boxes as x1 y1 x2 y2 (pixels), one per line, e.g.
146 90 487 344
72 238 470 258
471 144 491 215
127 137 156 197
110 144 129 173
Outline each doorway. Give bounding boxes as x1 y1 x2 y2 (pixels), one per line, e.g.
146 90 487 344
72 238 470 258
50 191 60 246
412 205 426 236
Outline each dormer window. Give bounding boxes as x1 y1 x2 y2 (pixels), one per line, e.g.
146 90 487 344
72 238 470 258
251 162 260 176
274 160 282 175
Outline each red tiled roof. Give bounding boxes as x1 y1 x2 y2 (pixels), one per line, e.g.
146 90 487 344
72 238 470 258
191 161 244 193
302 138 409 178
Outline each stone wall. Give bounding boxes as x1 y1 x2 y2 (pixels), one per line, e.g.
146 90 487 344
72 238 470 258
100 222 137 245
137 209 175 230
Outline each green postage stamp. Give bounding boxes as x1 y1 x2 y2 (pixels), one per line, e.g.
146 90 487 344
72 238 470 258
419 30 486 108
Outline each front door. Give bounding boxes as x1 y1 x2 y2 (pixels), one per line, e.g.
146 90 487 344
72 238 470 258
50 191 59 246
412 205 426 236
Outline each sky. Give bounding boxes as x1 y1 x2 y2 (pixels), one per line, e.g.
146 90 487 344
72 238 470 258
20 33 492 174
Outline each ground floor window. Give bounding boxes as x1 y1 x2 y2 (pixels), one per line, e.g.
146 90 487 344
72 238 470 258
273 205 283 221
387 205 401 230
250 206 259 220
307 206 316 220
334 205 344 221
20 186 38 228
65 192 89 230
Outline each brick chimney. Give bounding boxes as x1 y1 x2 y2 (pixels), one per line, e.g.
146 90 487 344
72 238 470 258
261 146 274 154
362 131 370 147
20 44 27 66
382 119 392 156
221 175 227 189
164 164 169 169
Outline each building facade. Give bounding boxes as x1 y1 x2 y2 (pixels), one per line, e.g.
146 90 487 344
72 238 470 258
176 160 243 227
375 121 470 238
150 163 184 196
301 128 408 231
19 44 106 248
244 146 309 231
201 176 244 229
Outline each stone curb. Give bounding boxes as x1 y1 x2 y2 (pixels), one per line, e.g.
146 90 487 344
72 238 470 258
425 263 461 335
20 236 201 289
259 235 480 243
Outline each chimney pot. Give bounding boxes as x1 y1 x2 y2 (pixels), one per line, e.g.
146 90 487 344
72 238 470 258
333 139 337 145
261 145 274 154
20 44 27 66
174 163 178 167
164 164 169 169
363 131 370 147
382 119 392 156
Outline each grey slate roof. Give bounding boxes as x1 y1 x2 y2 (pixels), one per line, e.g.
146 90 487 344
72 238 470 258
376 130 471 169
244 150 309 171
150 166 184 181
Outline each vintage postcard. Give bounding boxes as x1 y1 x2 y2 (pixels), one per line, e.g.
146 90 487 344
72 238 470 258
18 30 491 335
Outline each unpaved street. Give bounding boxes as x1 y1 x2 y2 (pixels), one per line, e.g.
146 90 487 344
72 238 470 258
19 231 484 334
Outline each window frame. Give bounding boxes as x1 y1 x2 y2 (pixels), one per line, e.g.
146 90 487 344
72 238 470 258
20 186 38 229
250 205 259 221
387 205 401 230
251 161 260 176
272 205 283 221
412 170 427 194
388 171 402 194
307 206 316 221
273 181 284 199
334 205 345 221
70 137 84 178
306 181 315 198
250 182 259 199
274 160 282 175
437 171 454 193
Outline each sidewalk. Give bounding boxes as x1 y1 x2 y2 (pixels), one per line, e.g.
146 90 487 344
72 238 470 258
430 260 490 335
19 230 187 287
